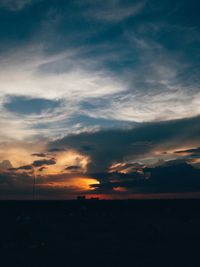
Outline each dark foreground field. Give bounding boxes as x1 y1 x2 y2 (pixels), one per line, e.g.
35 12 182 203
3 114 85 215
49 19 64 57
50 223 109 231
0 200 200 267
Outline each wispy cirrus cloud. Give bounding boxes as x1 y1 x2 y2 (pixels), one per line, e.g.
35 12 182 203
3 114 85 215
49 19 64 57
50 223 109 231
81 0 147 23
1 32 200 143
0 45 126 141
0 0 33 11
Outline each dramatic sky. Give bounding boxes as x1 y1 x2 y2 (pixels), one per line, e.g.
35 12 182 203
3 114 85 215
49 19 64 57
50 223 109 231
0 0 200 199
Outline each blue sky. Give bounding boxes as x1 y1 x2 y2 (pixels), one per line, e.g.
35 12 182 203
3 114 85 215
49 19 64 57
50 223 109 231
0 0 200 198
0 0 199 141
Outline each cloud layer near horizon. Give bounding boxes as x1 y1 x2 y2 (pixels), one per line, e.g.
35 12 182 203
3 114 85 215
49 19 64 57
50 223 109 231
49 116 200 172
0 115 200 199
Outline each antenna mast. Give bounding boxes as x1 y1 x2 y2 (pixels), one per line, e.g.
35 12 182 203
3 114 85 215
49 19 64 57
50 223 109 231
33 168 36 200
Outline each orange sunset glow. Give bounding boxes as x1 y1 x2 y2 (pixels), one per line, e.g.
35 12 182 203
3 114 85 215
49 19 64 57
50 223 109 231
43 177 99 191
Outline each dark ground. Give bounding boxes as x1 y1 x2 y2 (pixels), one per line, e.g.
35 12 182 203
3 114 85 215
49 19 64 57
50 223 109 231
0 200 200 267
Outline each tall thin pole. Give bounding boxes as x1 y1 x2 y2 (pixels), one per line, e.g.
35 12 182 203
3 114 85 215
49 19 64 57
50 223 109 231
33 168 36 200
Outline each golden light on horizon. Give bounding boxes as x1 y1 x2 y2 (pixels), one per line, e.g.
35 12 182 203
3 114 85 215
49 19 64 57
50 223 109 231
44 176 99 191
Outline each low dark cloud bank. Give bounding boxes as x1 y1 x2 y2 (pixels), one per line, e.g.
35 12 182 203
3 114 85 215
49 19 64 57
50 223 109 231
32 158 56 167
65 165 82 172
46 116 200 196
50 116 200 173
32 153 47 158
1 116 200 198
9 158 56 172
90 161 200 195
174 147 200 158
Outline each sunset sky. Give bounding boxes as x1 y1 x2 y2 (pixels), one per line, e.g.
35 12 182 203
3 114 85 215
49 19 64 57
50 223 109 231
0 0 200 199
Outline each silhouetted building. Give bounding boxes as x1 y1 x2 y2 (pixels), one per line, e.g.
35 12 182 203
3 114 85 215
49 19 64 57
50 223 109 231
77 196 86 201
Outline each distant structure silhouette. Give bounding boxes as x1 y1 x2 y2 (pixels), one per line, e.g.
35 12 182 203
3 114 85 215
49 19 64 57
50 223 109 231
33 168 36 200
77 196 86 201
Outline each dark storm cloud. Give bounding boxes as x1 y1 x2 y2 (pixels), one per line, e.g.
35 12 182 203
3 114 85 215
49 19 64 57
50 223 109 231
38 166 47 172
9 158 56 171
17 165 33 170
90 161 200 195
49 116 200 173
9 164 33 171
65 165 82 172
32 158 56 167
174 147 200 155
143 162 200 193
32 153 47 157
80 145 94 152
90 171 145 187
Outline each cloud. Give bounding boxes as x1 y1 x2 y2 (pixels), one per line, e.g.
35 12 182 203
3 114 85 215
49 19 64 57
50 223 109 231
65 165 82 172
32 158 56 167
90 161 200 195
143 161 200 193
0 139 47 170
38 166 47 172
1 114 200 199
0 46 126 141
49 116 200 173
10 164 33 171
0 1 200 143
109 162 144 173
82 0 147 23
1 158 200 199
32 153 47 157
0 160 13 170
174 147 200 155
0 0 33 11
8 158 56 172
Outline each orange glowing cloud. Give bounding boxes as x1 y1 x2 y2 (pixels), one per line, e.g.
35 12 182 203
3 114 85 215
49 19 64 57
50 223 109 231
0 141 47 169
37 150 90 175
109 162 144 174
43 176 99 191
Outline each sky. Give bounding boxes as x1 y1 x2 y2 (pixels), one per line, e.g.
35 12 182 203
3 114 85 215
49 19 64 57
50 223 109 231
0 0 200 199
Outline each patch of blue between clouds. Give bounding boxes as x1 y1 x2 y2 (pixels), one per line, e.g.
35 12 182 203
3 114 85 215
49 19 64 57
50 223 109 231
4 96 60 115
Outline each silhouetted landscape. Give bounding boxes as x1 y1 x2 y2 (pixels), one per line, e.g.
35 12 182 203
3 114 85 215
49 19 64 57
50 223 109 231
1 200 200 267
